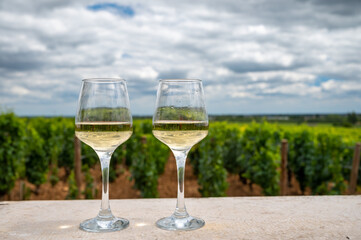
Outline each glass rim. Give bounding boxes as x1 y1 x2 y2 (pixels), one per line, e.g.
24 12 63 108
82 78 126 83
159 79 202 82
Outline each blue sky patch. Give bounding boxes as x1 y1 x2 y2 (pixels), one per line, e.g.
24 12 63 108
122 53 132 59
87 3 135 17
313 76 332 86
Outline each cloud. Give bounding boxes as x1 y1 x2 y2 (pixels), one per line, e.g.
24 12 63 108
224 60 300 74
0 51 46 71
158 69 188 80
0 0 360 116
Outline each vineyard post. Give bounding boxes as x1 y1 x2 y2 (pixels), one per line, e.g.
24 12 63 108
74 136 82 198
141 136 147 145
280 139 288 196
349 143 361 195
19 181 24 200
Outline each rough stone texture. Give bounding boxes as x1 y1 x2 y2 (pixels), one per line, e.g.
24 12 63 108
0 196 360 239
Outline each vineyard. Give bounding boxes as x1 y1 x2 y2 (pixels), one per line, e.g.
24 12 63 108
0 112 360 200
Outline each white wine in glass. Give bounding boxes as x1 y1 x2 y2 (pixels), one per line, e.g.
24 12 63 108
153 79 209 231
153 120 208 150
76 122 132 152
75 78 132 232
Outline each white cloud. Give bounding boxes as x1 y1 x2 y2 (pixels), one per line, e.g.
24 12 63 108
0 0 360 115
264 83 322 96
246 71 316 83
10 86 30 96
322 79 361 93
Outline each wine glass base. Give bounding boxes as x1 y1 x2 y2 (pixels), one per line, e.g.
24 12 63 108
156 215 205 231
79 216 129 233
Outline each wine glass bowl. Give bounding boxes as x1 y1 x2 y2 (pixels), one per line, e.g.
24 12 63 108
152 79 208 231
75 78 132 232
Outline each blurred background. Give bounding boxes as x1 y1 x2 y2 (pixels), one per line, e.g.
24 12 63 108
0 0 360 200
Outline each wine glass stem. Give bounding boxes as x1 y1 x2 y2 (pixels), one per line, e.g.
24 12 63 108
173 149 190 217
97 151 113 218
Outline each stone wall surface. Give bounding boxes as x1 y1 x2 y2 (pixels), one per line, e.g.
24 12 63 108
0 196 360 239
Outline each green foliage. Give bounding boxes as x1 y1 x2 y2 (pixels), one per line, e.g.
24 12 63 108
82 164 96 199
220 126 253 186
28 118 58 161
222 127 244 175
340 144 359 185
154 106 208 121
286 127 357 195
205 122 281 196
0 112 26 195
66 171 78 200
57 119 75 174
347 112 358 125
109 161 117 183
211 113 361 125
109 145 126 182
238 122 280 195
1 111 360 198
129 133 169 198
309 134 347 194
138 119 153 134
49 167 59 186
192 135 228 197
28 117 75 175
192 122 281 197
22 184 32 200
189 122 229 197
286 130 315 193
79 107 131 122
24 125 48 189
124 131 136 167
81 144 98 167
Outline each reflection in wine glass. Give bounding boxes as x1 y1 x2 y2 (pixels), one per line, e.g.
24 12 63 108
75 78 132 232
152 79 208 231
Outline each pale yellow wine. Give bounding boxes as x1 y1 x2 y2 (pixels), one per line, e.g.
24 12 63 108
75 122 132 152
153 120 208 150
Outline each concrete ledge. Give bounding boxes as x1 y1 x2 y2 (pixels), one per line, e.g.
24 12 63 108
1 196 361 239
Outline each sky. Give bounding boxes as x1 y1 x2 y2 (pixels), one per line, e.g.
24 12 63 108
0 0 361 116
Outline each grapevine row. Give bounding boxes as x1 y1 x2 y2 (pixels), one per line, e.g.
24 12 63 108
0 112 360 199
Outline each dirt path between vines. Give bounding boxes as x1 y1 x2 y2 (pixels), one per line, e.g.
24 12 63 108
5 154 308 201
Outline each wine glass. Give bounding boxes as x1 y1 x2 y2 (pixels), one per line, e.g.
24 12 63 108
152 79 209 231
75 78 132 232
